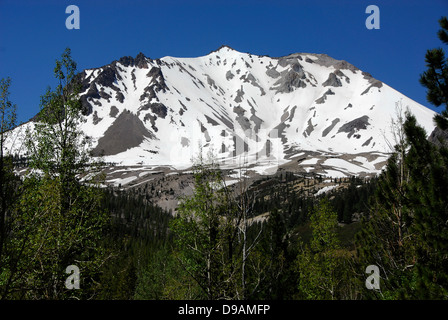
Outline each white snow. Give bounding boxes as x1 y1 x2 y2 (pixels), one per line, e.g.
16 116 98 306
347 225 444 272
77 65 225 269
5 47 437 178
315 185 337 196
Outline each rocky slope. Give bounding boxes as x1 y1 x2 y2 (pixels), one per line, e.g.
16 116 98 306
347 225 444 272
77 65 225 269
6 45 437 181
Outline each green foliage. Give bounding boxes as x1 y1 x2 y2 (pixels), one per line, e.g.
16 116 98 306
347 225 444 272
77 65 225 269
403 112 448 298
296 198 356 300
420 16 448 129
134 245 201 300
169 153 239 299
27 48 91 174
0 76 18 268
356 111 448 299
1 49 109 299
0 77 17 136
3 27 447 299
5 176 107 299
93 185 174 300
309 198 340 253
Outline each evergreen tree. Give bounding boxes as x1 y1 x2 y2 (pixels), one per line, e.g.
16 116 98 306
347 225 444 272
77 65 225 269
420 16 448 129
356 110 448 299
403 112 448 298
0 77 17 265
257 208 293 299
0 77 20 297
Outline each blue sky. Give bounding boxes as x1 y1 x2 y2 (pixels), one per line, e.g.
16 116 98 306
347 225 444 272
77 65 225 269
1 0 447 124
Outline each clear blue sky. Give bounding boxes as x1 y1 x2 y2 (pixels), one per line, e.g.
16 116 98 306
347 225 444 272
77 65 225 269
1 0 447 124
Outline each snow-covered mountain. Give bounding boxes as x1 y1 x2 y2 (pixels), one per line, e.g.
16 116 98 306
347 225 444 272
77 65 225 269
7 45 437 178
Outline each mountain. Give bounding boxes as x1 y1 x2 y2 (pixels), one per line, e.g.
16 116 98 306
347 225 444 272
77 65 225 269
7 45 437 182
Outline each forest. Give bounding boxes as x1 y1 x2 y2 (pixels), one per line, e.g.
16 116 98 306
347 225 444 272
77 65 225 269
0 17 447 300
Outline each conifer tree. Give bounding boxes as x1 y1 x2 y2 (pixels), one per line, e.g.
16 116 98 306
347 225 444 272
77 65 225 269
356 110 448 299
0 77 18 291
420 16 448 129
402 112 448 298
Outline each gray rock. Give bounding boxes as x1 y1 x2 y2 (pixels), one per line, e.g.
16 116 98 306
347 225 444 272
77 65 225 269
109 106 119 118
204 115 219 126
249 107 263 133
234 86 245 103
271 69 307 93
240 73 266 95
322 118 340 137
315 89 335 104
139 102 167 118
198 120 211 142
91 110 155 156
361 80 383 95
309 53 359 73
428 126 448 147
118 52 149 68
115 92 124 103
233 106 251 131
322 72 342 87
337 115 370 138
334 70 350 83
226 70 235 80
362 137 373 146
205 74 218 89
303 118 315 137
92 111 102 125
360 72 383 95
265 67 280 79
181 137 190 147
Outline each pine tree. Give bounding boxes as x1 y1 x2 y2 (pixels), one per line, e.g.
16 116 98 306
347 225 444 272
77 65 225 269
0 77 19 297
402 112 448 298
420 16 448 129
356 110 448 299
0 77 17 263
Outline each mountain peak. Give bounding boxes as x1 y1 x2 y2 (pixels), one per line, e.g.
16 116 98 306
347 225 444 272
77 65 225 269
209 44 237 54
117 52 150 68
9 46 436 178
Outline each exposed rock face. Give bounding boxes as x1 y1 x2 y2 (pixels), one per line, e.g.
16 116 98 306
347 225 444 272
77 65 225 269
13 46 435 178
266 67 280 79
240 73 265 95
315 89 335 104
338 116 370 138
226 70 235 80
361 71 383 95
233 105 251 131
140 66 168 101
91 110 154 156
271 68 307 93
303 118 315 137
234 86 245 103
362 136 373 146
428 126 448 147
322 118 340 137
109 106 119 117
323 72 342 87
309 53 359 73
139 102 168 118
118 52 149 68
